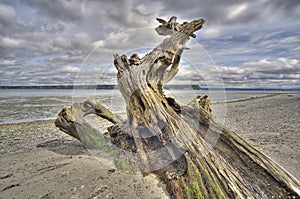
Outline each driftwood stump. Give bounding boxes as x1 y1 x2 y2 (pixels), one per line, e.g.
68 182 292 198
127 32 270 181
55 16 300 199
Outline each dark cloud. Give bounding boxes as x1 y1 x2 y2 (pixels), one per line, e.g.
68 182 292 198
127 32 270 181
0 2 16 25
156 0 300 26
264 0 300 14
21 0 89 23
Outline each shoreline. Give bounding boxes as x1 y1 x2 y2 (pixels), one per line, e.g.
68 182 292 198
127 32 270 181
0 118 56 126
214 92 291 104
220 93 281 103
1 92 296 126
0 92 299 198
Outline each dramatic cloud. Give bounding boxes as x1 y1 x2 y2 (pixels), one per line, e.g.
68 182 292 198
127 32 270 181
0 0 299 88
169 58 300 88
219 58 300 88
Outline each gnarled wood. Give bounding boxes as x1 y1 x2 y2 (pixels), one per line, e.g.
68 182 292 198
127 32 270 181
55 16 300 199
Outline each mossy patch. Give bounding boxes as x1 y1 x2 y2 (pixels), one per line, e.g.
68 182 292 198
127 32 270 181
39 194 53 199
184 184 202 199
114 158 134 172
98 175 107 180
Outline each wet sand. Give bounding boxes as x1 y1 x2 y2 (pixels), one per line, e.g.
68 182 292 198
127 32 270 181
0 92 299 198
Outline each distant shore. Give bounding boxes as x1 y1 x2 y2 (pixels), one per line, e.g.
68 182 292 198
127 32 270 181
1 85 299 91
0 92 299 198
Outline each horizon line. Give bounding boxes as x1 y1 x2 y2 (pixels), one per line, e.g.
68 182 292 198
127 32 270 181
0 85 299 91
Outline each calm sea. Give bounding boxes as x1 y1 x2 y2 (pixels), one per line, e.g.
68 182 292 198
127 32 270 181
0 89 281 124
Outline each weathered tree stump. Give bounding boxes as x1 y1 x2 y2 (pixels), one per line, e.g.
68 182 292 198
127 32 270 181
55 16 300 199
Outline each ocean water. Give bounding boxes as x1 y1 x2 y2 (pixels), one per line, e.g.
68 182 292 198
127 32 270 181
0 89 280 124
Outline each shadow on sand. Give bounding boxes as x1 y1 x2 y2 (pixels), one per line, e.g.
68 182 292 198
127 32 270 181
36 139 88 156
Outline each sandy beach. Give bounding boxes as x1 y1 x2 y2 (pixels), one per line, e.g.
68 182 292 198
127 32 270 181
0 92 299 199
220 92 300 180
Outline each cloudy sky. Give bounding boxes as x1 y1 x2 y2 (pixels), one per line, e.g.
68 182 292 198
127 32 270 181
0 0 299 88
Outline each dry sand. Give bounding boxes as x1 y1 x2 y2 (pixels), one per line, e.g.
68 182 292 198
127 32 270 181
219 92 300 180
0 120 169 199
0 92 299 198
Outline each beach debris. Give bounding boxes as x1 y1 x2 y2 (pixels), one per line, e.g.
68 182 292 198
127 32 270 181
55 16 300 198
39 193 54 199
107 169 116 174
0 173 13 179
1 183 20 192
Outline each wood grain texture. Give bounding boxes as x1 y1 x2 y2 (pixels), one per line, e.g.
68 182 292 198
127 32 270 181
55 17 300 199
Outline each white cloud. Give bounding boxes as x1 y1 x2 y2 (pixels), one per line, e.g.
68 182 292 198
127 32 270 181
93 28 161 52
61 65 80 73
0 59 16 66
0 36 21 48
202 27 220 39
227 3 249 20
